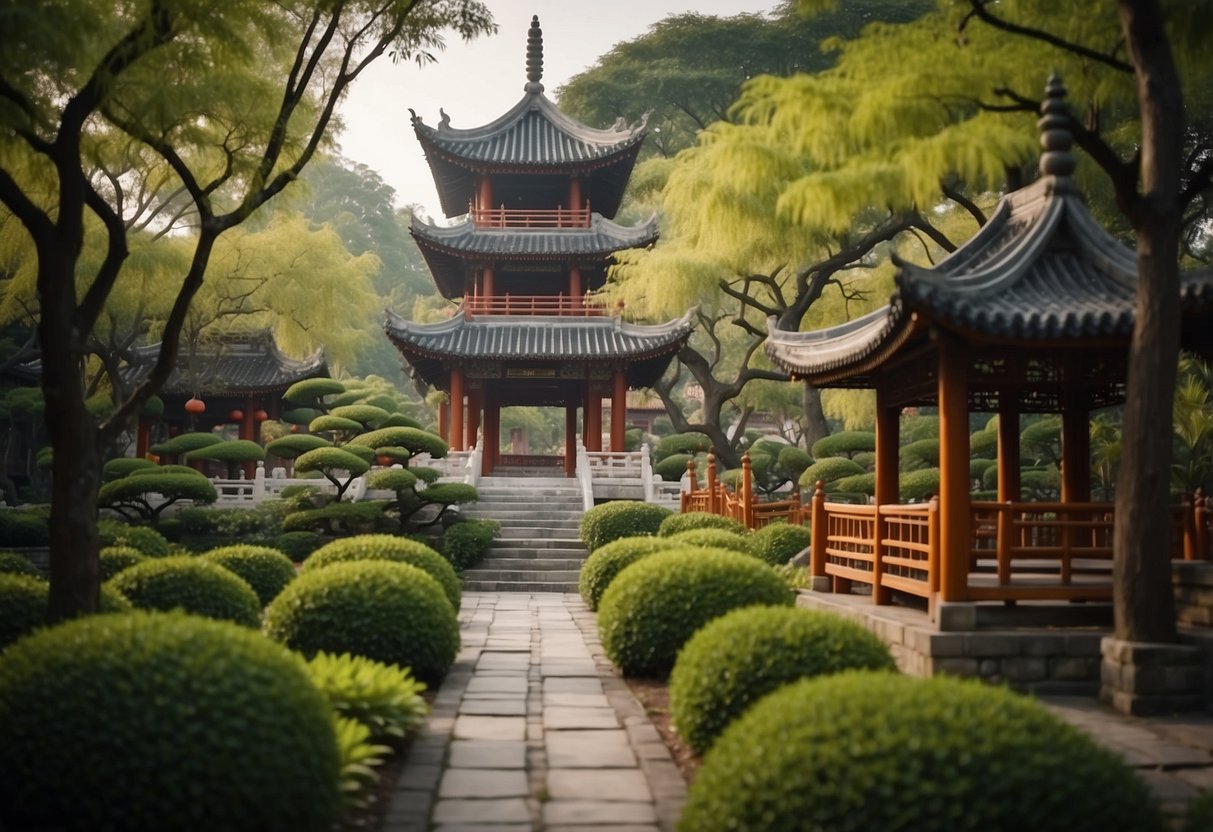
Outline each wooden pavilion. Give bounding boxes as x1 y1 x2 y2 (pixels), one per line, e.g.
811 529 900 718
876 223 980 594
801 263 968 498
764 76 1213 614
388 16 691 476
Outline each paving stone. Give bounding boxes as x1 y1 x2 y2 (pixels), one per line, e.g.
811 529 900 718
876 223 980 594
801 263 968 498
544 692 613 708
432 797 532 825
477 652 532 672
453 715 528 741
434 825 533 832
544 677 605 694
545 706 620 730
547 730 636 768
449 740 528 769
466 675 529 695
458 698 528 716
438 768 529 799
542 800 659 826
546 827 660 832
547 769 653 802
542 661 601 677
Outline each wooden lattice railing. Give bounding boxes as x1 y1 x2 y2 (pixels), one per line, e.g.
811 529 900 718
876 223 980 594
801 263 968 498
679 451 805 529
471 205 591 229
463 294 615 318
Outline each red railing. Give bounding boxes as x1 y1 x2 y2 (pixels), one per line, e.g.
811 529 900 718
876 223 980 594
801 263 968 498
471 205 591 229
679 451 806 528
463 294 616 318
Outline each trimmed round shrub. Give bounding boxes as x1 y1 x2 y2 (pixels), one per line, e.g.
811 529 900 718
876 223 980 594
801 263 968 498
654 432 711 461
108 556 261 627
295 446 370 477
103 457 158 479
900 467 941 501
263 560 459 685
302 534 460 610
669 528 752 554
149 431 221 456
265 434 332 458
99 545 146 580
329 404 391 426
274 531 323 562
0 575 131 649
971 457 997 480
852 450 877 469
653 453 693 482
580 501 673 551
185 439 265 465
442 519 499 571
798 456 865 488
0 511 50 547
578 535 677 611
658 511 748 538
597 547 792 678
982 462 1000 491
348 426 448 458
810 431 876 459
284 377 345 403
670 607 896 753
680 672 1164 832
0 551 42 580
97 519 170 556
900 438 940 471
971 428 998 458
832 471 875 495
308 415 363 433
202 545 298 607
749 522 812 566
0 611 341 831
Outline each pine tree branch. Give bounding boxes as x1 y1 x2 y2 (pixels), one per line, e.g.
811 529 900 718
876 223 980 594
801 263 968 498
961 0 1133 73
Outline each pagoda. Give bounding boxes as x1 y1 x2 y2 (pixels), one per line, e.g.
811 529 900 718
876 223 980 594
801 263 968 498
389 16 692 476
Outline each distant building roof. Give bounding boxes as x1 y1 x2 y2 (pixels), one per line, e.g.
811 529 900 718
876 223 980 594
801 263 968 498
125 331 327 397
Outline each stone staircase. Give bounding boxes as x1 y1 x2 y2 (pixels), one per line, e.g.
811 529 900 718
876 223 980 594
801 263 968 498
458 474 587 592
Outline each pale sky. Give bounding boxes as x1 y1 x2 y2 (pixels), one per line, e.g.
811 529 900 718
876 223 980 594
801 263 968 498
336 0 782 219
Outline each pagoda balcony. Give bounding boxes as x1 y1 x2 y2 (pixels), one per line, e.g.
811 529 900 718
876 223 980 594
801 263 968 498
471 205 591 229
463 293 619 319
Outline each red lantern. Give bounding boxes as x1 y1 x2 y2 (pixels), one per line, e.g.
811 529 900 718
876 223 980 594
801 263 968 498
229 409 245 422
184 397 206 415
290 424 300 433
254 409 269 422
376 454 392 466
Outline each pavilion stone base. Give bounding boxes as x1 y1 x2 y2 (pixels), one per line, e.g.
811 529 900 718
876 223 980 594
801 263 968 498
1099 637 1208 716
1174 561 1213 628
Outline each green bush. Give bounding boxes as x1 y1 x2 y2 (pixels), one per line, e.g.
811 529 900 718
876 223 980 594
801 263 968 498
982 462 1000 491
798 456 865 488
302 534 460 611
283 501 389 535
149 431 222 456
175 505 281 539
749 522 812 566
309 415 364 433
305 652 428 740
285 377 345 404
851 450 877 469
264 561 459 685
669 528 753 554
265 434 333 458
0 610 341 831
99 472 219 521
97 519 171 556
330 404 391 427
971 429 998 458
108 556 261 627
658 511 748 537
831 472 876 495
580 501 673 551
0 551 41 580
442 519 500 571
103 457 158 479
810 431 876 459
348 426 448 458
0 510 50 547
578 536 678 611
0 574 131 649
670 607 895 754
99 545 146 580
653 453 693 482
971 457 997 480
680 672 1164 832
654 432 712 461
900 467 941 501
899 438 940 471
597 547 792 678
275 531 324 562
1183 791 1213 832
202 545 298 607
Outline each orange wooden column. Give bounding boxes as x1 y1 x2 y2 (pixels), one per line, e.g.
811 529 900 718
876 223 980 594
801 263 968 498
467 390 482 449
449 368 465 451
997 397 1020 502
1061 389 1091 503
564 403 577 476
477 175 493 213
872 386 899 605
483 266 495 301
936 338 971 603
482 392 500 475
569 265 582 305
568 177 583 219
585 388 602 452
136 419 152 459
610 370 627 452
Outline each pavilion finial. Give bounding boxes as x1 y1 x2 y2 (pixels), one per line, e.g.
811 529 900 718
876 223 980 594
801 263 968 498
525 15 544 94
1038 73 1076 178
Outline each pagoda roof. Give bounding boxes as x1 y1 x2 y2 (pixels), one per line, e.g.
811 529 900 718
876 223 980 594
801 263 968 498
411 213 659 298
385 310 693 389
125 331 328 397
766 78 1213 387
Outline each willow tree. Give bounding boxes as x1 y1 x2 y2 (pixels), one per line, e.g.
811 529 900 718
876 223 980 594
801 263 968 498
0 0 494 620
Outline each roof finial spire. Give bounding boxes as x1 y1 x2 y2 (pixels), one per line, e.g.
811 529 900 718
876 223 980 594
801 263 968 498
525 15 544 93
1038 73 1076 178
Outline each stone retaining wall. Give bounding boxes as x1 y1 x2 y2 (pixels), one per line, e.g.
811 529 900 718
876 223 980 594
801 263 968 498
1175 561 1213 628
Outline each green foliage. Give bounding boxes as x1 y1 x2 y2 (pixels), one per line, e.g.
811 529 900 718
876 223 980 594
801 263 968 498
798 456 865 488
175 504 286 539
970 428 998 459
580 501 674 551
263 560 460 685
302 534 460 611
282 408 322 426
285 378 346 405
670 606 895 753
679 672 1164 832
275 531 324 562
305 652 428 740
982 463 1000 491
149 432 222 456
296 447 370 476
900 468 940 501
669 528 753 554
1022 466 1061 500
342 444 377 464
0 551 41 579
202 545 297 606
103 457 158 480
266 434 333 458
97 519 170 556
377 413 423 429
98 472 219 522
329 404 391 427
283 501 388 535
0 611 342 832
658 511 748 537
1021 416 1062 466
597 547 793 678
811 431 876 459
332 714 389 812
109 556 261 627
899 438 940 471
309 415 364 434
0 574 50 649
441 519 500 571
749 522 812 566
776 445 813 478
1182 791 1213 832
417 483 477 508
654 453 693 482
0 510 50 547
99 545 146 580
366 468 418 490
852 450 877 469
186 439 265 464
971 458 997 480
578 536 677 612
832 472 875 495
654 433 712 461
348 426 448 458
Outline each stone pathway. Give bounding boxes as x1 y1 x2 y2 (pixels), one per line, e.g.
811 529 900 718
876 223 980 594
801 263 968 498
381 592 685 832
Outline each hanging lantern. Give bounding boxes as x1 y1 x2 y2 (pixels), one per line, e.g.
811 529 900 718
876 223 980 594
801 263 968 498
184 396 206 415
229 409 245 422
254 409 269 422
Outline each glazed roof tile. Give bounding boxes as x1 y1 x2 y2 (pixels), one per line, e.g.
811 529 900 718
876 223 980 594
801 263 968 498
124 332 327 396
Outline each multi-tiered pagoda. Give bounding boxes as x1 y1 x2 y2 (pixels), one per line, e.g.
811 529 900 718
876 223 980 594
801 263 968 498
388 16 691 476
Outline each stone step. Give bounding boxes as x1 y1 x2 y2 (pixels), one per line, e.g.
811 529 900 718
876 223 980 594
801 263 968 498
460 509 584 519
485 520 581 532
468 492 582 503
497 526 584 540
462 580 579 593
463 569 581 583
474 557 586 571
487 545 587 558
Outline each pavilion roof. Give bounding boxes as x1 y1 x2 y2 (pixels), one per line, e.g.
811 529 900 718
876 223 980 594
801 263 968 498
410 213 659 298
385 310 693 389
124 331 328 397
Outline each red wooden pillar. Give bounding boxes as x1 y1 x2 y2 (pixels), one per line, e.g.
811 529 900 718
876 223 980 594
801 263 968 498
240 402 256 442
568 177 583 221
937 338 971 602
482 392 500 476
483 265 495 301
740 452 754 529
478 175 493 214
564 403 577 476
997 397 1020 502
437 401 450 442
136 419 152 459
450 368 465 452
569 265 582 307
586 388 602 452
872 384 899 605
1061 390 1091 503
467 389 482 449
610 370 627 452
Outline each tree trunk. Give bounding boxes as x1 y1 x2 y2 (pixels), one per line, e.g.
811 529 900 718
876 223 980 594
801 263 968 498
802 384 830 450
1112 0 1182 643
